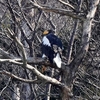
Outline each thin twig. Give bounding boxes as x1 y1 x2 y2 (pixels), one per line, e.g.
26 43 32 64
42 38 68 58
58 0 75 10
0 77 11 96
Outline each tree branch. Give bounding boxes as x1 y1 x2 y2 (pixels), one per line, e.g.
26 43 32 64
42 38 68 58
0 48 14 59
0 78 11 96
16 0 33 32
0 59 70 93
58 0 75 10
7 28 27 67
0 47 62 69
30 0 85 21
0 70 38 83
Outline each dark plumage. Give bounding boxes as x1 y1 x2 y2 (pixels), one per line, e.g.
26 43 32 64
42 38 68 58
41 30 62 68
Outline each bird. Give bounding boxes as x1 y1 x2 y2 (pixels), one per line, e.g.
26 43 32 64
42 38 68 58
41 30 62 68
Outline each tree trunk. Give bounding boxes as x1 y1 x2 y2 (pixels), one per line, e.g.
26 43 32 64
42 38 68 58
61 86 70 100
61 0 99 100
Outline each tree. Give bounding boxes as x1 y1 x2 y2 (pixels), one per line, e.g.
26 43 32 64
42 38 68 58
0 0 100 100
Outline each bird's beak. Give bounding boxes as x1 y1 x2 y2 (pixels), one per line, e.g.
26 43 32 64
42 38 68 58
43 30 49 35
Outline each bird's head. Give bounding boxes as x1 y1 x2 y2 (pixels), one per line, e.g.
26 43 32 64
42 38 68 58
43 30 54 35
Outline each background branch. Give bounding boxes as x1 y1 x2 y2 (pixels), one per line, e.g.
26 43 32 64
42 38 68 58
30 0 85 20
0 70 38 83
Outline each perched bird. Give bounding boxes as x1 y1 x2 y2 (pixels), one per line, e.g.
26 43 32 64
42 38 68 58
41 30 62 68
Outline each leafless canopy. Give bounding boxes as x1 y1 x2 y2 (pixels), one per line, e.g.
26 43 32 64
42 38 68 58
0 0 100 100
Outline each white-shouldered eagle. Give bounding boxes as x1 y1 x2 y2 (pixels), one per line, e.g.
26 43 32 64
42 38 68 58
41 30 62 68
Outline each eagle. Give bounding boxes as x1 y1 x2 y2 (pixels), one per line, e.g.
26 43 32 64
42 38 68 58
41 30 62 68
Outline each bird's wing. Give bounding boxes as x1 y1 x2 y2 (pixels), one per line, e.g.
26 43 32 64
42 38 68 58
47 33 62 55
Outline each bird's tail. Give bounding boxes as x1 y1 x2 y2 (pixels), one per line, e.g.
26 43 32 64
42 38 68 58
53 53 62 68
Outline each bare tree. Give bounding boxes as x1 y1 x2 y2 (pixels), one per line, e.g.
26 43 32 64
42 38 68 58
0 0 100 100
